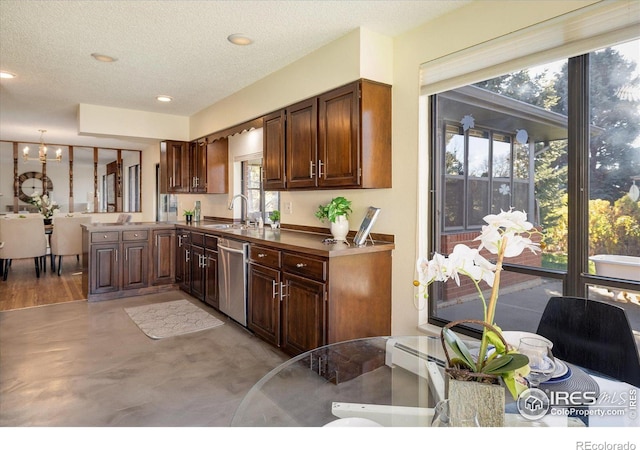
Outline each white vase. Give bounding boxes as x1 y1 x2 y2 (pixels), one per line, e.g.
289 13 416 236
330 215 349 241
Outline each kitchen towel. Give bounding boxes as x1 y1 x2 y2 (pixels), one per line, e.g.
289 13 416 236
125 299 224 339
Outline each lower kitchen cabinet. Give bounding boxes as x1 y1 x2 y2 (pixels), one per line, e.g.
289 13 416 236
176 228 219 309
281 272 326 356
248 263 281 346
152 229 176 285
122 240 149 290
82 224 178 301
249 243 390 357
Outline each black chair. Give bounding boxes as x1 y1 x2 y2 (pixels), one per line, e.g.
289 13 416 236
536 296 640 387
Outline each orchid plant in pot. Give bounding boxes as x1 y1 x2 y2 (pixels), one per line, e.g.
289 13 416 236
415 209 541 425
28 192 60 220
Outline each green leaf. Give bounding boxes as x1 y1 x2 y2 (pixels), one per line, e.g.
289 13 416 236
443 328 477 372
482 355 513 374
495 353 529 373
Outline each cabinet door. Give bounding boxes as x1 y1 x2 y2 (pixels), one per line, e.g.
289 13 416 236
90 243 119 294
286 98 318 189
318 82 360 187
152 230 175 285
165 141 189 193
281 273 326 356
122 241 149 290
206 137 229 194
248 263 281 347
204 248 218 309
263 110 286 190
190 140 207 193
190 245 205 301
176 230 190 291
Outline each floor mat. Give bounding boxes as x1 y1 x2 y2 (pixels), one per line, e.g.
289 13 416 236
125 299 224 339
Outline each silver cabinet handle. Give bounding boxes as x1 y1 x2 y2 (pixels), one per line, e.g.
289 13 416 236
115 249 118 262
318 160 324 178
296 263 307 268
309 160 315 178
258 253 266 258
280 281 288 301
178 235 183 247
272 280 278 299
185 249 190 262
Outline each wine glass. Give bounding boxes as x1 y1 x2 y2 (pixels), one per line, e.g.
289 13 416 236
518 337 556 388
431 399 480 427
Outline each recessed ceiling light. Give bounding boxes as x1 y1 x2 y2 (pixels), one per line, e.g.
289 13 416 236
0 71 16 79
227 34 253 46
91 53 117 63
156 95 173 102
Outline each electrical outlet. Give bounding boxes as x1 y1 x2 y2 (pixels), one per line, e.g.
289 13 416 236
284 201 293 214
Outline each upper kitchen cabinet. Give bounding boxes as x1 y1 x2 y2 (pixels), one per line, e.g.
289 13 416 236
263 79 392 191
160 140 190 193
190 139 207 193
160 137 229 194
206 137 229 194
262 110 286 191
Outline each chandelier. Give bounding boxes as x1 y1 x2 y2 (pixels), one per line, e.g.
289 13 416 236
22 129 62 163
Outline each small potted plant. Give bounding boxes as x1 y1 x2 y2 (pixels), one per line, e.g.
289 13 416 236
183 209 194 224
268 210 280 229
315 196 352 241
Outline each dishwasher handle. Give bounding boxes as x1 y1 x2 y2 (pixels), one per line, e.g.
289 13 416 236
218 243 247 255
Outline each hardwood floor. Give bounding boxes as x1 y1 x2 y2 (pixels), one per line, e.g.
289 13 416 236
0 256 85 311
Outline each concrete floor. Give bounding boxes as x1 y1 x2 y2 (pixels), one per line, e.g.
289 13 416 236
0 291 289 427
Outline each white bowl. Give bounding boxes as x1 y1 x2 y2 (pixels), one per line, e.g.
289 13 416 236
501 331 553 350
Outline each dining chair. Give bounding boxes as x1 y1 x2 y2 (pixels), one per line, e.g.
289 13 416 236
0 217 48 281
536 296 640 387
50 216 92 276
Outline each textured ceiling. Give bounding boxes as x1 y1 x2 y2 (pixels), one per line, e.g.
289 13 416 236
0 0 469 149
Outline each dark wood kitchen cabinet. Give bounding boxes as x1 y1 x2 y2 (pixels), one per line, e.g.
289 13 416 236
248 245 282 347
206 137 229 194
248 242 390 357
175 228 190 290
160 140 190 193
190 139 207 193
262 110 287 190
121 233 149 290
160 138 228 194
82 224 177 301
176 228 219 309
151 229 176 286
261 79 391 191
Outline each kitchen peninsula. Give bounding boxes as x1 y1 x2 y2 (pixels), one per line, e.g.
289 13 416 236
82 220 394 355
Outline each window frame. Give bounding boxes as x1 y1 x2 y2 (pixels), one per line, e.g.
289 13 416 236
427 49 640 336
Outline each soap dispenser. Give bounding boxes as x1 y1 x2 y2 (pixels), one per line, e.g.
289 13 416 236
194 201 201 222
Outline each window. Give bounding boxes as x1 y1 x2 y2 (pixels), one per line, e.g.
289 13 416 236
427 38 640 337
241 159 279 223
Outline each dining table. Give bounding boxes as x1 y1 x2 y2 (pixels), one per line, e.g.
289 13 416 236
231 335 639 427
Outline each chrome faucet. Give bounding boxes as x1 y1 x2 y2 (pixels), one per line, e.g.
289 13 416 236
228 194 248 210
228 194 251 226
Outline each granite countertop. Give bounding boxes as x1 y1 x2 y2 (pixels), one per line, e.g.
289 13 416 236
83 220 394 257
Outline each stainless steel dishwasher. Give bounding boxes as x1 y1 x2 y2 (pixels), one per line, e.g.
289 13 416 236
217 237 249 326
